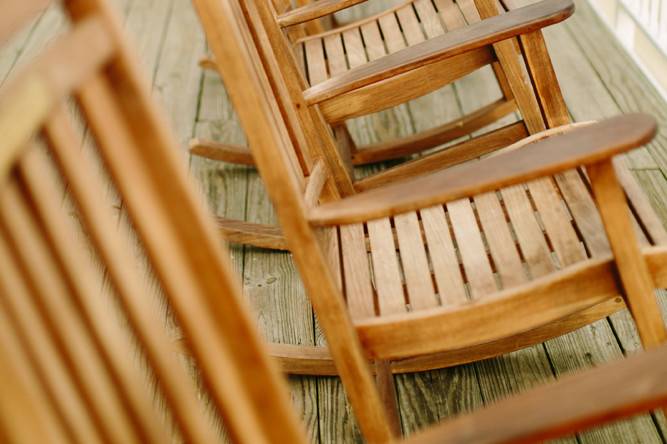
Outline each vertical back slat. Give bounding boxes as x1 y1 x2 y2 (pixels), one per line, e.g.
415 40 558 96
0 231 101 444
420 205 468 305
43 106 220 444
17 147 170 444
394 212 438 310
0 179 141 444
501 185 555 278
0 308 69 444
0 316 64 444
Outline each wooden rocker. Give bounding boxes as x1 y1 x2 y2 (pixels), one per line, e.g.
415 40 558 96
194 0 571 168
3 1 667 443
195 0 667 439
196 0 578 251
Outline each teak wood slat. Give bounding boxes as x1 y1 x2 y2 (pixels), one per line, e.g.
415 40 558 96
5 1 667 443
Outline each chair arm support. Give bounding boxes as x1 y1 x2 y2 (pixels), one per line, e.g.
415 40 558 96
277 0 370 28
308 114 657 225
404 342 667 444
302 0 574 105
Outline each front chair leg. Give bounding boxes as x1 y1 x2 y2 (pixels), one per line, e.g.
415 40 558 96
589 158 667 422
588 159 667 347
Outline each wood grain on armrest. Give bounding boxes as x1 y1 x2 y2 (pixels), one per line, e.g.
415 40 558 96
406 343 667 444
302 0 574 105
308 114 657 225
277 0 370 28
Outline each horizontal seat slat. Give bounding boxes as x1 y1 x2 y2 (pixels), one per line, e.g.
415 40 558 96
420 206 468 306
474 191 527 289
367 218 406 315
394 212 438 310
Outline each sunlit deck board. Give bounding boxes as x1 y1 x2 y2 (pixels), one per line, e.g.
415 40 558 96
3 0 667 442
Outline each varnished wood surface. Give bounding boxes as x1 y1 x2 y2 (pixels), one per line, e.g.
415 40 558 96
309 115 657 225
5 0 667 442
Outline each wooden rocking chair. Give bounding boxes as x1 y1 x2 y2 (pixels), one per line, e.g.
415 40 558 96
3 1 667 443
194 0 667 440
194 0 578 250
194 0 571 168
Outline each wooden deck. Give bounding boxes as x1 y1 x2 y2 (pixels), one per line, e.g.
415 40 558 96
4 0 667 442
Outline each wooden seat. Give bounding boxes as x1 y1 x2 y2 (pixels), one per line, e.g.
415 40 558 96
4 2 667 443
195 0 667 439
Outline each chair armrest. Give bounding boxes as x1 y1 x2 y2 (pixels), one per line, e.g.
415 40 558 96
277 0 370 28
302 0 574 105
308 114 656 225
405 343 667 444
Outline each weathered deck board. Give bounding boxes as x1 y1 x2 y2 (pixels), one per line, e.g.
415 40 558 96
4 0 667 442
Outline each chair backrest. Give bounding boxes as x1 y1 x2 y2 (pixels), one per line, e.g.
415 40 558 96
237 0 361 196
0 1 305 443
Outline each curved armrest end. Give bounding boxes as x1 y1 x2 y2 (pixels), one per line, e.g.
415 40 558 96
309 114 657 225
303 0 574 104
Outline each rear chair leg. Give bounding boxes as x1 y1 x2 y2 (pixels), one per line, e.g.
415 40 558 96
374 360 402 437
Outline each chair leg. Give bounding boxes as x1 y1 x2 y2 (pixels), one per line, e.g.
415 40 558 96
375 360 402 437
588 159 667 347
589 159 667 422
